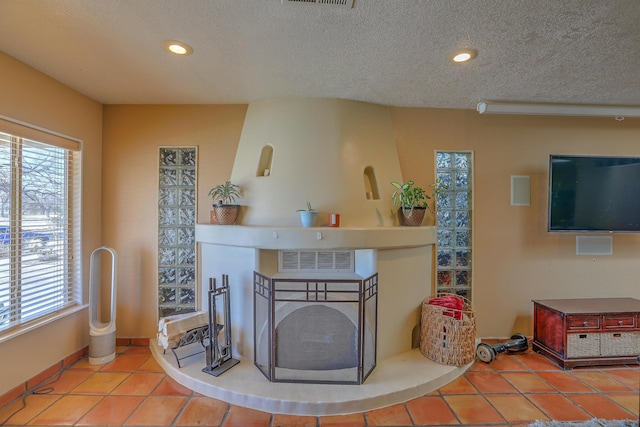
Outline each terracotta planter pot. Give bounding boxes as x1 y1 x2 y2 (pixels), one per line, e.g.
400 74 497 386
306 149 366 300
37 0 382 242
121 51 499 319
398 206 426 226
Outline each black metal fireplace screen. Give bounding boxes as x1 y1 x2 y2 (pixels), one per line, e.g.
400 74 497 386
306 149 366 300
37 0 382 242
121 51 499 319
253 272 378 385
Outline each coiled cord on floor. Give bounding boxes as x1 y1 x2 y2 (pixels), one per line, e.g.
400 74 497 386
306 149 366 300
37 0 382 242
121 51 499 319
0 370 62 426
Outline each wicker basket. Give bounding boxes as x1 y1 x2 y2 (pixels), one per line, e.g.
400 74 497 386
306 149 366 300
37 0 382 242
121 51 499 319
420 294 476 366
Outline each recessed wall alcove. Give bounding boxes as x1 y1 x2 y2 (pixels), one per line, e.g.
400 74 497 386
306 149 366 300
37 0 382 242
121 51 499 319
364 166 380 200
256 144 273 177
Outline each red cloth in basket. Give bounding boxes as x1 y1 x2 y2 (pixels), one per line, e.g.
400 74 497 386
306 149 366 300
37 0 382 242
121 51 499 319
428 295 464 320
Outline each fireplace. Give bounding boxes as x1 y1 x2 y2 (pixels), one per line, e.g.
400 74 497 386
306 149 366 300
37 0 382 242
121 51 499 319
253 266 378 384
172 98 457 414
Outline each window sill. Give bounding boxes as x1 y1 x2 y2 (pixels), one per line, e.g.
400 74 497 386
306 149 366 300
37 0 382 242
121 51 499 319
0 304 88 345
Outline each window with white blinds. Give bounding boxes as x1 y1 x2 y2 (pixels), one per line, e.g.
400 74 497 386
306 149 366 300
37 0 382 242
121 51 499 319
0 121 81 333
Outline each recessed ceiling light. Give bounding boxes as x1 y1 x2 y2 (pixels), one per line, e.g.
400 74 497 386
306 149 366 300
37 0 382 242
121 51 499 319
452 49 477 63
163 40 193 56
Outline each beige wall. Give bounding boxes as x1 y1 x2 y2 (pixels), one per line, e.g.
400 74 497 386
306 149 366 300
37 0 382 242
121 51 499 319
102 105 247 337
3 48 640 396
391 107 640 336
103 104 640 341
0 51 103 395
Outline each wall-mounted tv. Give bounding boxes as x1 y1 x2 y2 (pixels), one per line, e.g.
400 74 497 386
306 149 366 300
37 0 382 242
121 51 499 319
548 154 640 233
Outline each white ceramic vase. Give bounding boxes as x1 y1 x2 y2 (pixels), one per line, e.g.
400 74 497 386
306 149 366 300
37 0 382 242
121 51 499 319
298 211 318 227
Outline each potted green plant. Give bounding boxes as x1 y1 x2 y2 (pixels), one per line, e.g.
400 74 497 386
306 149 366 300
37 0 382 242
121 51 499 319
208 180 242 225
296 201 318 227
391 179 443 226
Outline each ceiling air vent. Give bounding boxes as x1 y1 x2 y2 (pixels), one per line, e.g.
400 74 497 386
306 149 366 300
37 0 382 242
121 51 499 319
281 0 354 9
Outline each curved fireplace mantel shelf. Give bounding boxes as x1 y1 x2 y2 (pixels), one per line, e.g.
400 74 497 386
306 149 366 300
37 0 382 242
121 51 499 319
195 224 436 250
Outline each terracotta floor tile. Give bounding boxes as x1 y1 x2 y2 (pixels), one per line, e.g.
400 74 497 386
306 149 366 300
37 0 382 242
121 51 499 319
516 353 562 371
572 370 634 392
438 375 478 394
608 393 640 417
0 394 60 425
123 347 151 355
137 356 164 372
27 394 102 425
405 395 459 425
272 413 318 427
76 395 144 426
464 371 518 393
526 393 592 421
7 346 640 427
536 371 595 393
67 358 104 371
364 403 412 426
489 354 528 371
485 393 549 423
100 355 150 372
222 405 272 427
151 376 194 396
605 368 640 390
500 372 556 393
110 373 165 395
319 412 365 427
467 359 495 372
47 370 95 394
443 395 506 424
174 396 228 426
71 372 130 394
131 338 150 347
124 396 187 426
27 364 63 390
566 393 636 420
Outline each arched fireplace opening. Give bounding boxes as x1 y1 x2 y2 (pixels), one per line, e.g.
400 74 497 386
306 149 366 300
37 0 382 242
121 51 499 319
276 305 358 370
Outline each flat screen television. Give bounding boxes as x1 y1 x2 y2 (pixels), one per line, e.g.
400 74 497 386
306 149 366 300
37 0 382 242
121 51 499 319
548 154 640 233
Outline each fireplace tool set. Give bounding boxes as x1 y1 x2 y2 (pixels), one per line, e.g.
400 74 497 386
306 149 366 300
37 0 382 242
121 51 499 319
202 275 240 376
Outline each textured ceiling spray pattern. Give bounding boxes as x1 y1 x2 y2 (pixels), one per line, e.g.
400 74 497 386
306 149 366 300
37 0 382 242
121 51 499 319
0 0 638 108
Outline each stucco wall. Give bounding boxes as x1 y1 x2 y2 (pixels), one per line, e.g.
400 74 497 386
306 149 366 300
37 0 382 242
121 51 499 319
102 104 640 341
101 105 247 338
391 107 640 336
0 51 103 396
3 47 640 396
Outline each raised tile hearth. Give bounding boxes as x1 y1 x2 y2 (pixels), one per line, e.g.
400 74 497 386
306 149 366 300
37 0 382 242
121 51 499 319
150 341 470 415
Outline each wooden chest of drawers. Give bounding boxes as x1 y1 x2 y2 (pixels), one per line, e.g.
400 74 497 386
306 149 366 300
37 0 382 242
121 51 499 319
532 298 640 369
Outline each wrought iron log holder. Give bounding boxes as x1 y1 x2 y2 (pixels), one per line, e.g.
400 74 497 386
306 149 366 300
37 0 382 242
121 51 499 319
202 274 240 377
169 323 210 368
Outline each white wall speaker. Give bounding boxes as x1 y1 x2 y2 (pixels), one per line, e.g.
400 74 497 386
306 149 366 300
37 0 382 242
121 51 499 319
576 236 613 256
510 175 530 206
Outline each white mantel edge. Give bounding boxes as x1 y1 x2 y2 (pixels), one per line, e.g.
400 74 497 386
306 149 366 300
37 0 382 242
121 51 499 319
195 224 437 250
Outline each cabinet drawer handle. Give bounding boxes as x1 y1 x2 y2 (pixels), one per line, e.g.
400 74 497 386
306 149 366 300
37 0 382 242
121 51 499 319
583 321 588 326
619 320 624 325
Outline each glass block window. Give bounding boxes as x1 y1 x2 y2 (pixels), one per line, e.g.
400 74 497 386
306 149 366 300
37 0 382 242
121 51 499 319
158 147 197 317
435 151 473 301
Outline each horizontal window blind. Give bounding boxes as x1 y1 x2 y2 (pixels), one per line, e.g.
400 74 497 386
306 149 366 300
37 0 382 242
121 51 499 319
0 123 81 332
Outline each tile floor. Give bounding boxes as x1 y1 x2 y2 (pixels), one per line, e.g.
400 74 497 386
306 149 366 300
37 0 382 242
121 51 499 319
1 344 639 426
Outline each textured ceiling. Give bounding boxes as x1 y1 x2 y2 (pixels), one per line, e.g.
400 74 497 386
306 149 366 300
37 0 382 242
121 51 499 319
1 0 639 109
